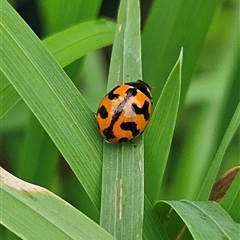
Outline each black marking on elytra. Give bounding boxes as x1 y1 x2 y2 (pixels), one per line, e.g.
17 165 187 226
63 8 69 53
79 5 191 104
114 88 138 114
118 137 129 142
120 122 139 137
132 101 150 121
125 80 152 100
103 128 116 140
126 87 138 97
98 105 108 119
108 86 120 100
102 109 122 140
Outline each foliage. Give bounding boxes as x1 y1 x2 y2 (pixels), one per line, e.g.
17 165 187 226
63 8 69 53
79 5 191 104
1 0 239 239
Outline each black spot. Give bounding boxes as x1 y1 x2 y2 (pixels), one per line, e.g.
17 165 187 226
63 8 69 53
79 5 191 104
108 86 120 100
118 137 129 142
103 128 116 140
114 88 137 115
112 109 122 124
120 122 139 137
103 110 122 141
98 105 108 119
125 80 152 100
132 101 150 120
126 87 138 98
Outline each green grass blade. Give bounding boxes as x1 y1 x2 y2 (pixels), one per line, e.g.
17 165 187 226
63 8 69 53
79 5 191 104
220 170 240 223
1 1 102 208
16 115 60 187
0 168 115 240
37 0 102 35
142 0 222 103
197 103 240 200
0 72 21 117
143 196 170 240
43 19 116 68
100 0 144 238
155 200 240 240
80 51 108 111
170 9 239 200
1 19 115 118
145 49 182 203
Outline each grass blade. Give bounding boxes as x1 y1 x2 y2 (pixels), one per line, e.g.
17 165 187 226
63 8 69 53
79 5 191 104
220 170 240 223
1 168 115 240
143 196 170 240
43 19 115 68
1 0 102 208
1 19 115 118
145 49 182 203
155 200 240 240
197 103 240 200
142 0 222 103
37 0 102 35
100 0 144 238
0 72 21 117
170 8 239 199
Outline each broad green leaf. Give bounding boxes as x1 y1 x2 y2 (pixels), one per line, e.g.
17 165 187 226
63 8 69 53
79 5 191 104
1 0 102 209
155 200 240 240
100 0 144 239
145 49 182 203
0 168 115 240
142 0 222 103
1 18 115 118
197 103 240 200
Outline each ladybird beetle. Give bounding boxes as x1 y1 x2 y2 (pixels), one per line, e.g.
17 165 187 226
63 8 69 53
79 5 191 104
96 80 152 144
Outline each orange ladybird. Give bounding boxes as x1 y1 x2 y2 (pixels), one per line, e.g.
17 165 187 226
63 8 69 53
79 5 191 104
96 80 152 144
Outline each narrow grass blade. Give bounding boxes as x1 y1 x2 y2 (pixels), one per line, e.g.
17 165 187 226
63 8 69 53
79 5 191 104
43 19 116 68
197 103 240 200
80 51 108 111
0 72 21 117
1 19 115 118
220 170 240 223
1 1 102 208
100 0 144 239
143 195 170 240
142 0 222 103
16 115 60 187
0 168 115 240
37 0 102 34
155 200 240 240
145 49 182 203
170 9 239 200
